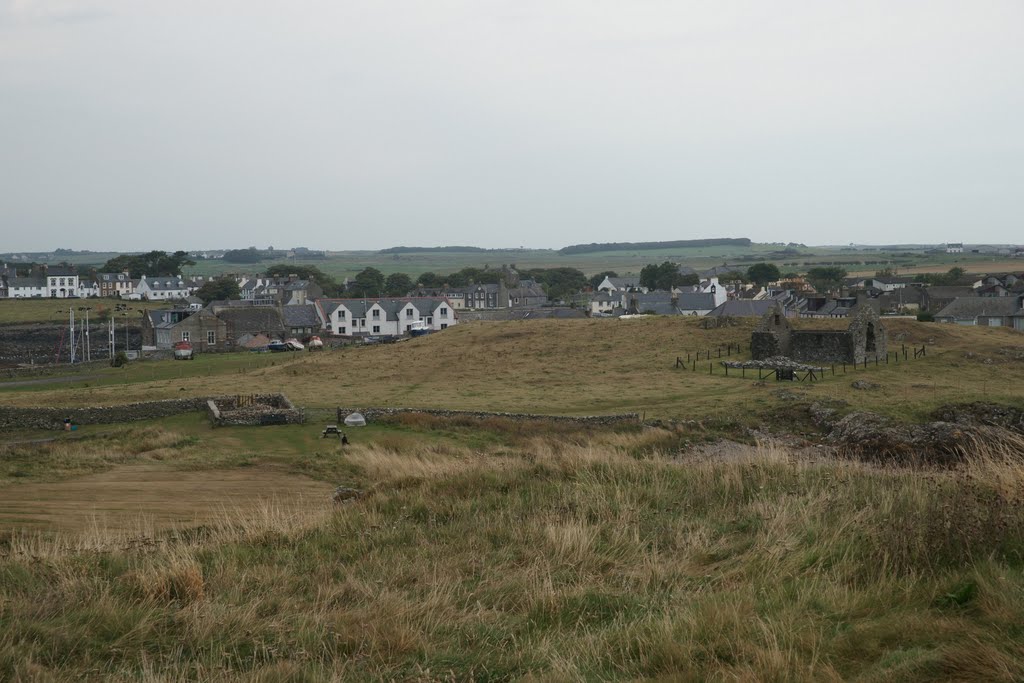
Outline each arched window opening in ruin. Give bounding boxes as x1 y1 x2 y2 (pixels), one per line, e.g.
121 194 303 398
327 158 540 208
866 323 876 353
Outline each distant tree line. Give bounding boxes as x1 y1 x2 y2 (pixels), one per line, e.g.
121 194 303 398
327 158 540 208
222 247 289 264
558 238 751 255
99 251 195 278
378 246 496 254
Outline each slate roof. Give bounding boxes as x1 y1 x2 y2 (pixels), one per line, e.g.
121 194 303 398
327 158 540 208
317 298 450 319
627 292 715 315
98 272 130 282
925 286 976 299
217 307 286 336
145 310 192 329
935 297 1024 319
802 299 863 317
707 300 779 317
508 279 546 298
605 277 641 291
142 276 187 291
282 304 320 328
45 266 77 276
7 276 46 288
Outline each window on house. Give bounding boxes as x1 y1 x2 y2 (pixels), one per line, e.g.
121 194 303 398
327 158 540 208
441 323 448 329
338 310 346 318
340 326 346 334
50 289 56 297
372 325 380 333
406 309 414 317
182 332 190 342
440 307 448 316
207 331 216 344
427 317 432 324
372 309 380 319
50 278 56 286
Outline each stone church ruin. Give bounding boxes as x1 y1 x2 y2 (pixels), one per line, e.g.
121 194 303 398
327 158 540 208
751 304 887 365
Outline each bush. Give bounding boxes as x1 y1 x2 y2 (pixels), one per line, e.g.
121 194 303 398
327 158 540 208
111 351 129 367
916 311 935 322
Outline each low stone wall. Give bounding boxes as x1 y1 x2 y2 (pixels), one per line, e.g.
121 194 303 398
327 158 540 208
1 393 303 431
208 393 304 427
335 407 640 426
0 397 210 431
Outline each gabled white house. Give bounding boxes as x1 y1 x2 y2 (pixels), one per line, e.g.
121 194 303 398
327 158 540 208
131 274 190 300
44 266 80 298
7 276 47 298
315 298 457 337
597 276 645 294
694 277 728 308
78 280 100 298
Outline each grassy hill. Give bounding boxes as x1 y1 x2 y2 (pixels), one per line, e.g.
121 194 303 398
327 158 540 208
2 316 1021 423
2 318 1024 679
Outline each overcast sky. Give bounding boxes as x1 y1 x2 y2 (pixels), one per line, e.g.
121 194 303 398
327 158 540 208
1 1 1022 252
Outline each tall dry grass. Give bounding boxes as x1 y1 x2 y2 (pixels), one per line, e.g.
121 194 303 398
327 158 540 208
4 427 1024 680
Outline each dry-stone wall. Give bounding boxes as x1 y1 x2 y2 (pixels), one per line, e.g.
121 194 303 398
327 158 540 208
1 393 303 431
0 397 210 431
208 394 304 426
335 407 640 426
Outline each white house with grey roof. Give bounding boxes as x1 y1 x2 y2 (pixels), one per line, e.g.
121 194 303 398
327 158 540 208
935 295 1024 330
315 298 457 337
6 276 47 298
131 274 190 300
596 276 645 294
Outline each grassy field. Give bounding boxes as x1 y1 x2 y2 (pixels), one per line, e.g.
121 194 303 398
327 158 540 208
2 316 1021 424
2 318 1024 679
172 246 1019 280
3 417 1024 679
0 299 166 325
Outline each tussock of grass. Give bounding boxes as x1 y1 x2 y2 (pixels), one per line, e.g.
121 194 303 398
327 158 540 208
3 428 1024 680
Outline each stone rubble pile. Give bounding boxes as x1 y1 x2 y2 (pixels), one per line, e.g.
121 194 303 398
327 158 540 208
721 356 826 372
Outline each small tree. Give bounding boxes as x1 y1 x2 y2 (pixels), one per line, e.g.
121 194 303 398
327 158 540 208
417 272 444 288
806 266 848 293
196 277 241 304
746 262 780 286
349 267 386 297
384 272 414 296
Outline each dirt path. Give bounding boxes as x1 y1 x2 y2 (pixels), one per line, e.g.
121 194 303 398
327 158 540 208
0 464 334 532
